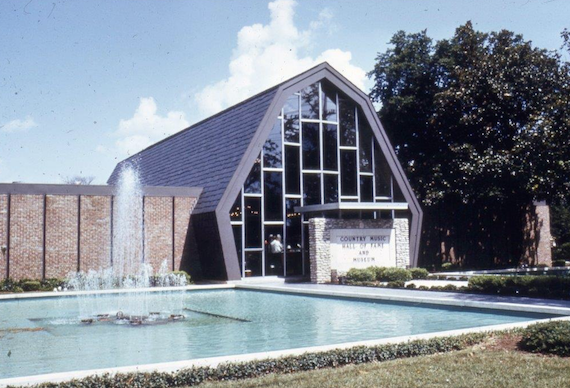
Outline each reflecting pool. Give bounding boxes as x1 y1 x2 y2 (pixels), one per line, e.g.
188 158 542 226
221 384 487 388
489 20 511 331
0 289 558 379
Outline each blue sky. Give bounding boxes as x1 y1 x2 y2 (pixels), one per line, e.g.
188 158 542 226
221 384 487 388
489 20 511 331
1 0 568 184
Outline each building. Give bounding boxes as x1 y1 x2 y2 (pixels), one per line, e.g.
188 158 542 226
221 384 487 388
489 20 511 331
108 63 423 281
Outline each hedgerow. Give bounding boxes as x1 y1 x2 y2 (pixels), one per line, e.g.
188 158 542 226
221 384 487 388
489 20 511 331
21 333 486 388
0 278 66 293
344 269 570 300
0 270 192 294
468 275 570 299
519 321 570 356
345 266 424 284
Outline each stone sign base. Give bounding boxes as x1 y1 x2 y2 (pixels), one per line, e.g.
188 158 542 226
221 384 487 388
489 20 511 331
309 218 410 284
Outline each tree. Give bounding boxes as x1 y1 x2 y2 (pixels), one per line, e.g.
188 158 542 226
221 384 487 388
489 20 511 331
369 22 570 206
63 175 95 185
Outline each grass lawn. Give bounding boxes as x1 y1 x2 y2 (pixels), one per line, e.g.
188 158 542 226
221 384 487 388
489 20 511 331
197 337 570 388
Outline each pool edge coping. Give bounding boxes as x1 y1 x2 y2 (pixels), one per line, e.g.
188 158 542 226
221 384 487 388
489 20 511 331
0 284 234 301
235 284 570 316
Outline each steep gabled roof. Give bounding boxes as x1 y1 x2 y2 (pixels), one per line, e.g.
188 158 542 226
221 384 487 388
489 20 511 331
108 84 279 213
109 63 423 267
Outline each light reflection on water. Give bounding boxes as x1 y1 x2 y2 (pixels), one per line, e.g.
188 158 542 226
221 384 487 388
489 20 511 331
0 289 555 379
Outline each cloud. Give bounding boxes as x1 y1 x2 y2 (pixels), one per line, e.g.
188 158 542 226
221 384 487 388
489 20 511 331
113 97 189 156
194 0 366 117
0 116 38 133
94 145 108 154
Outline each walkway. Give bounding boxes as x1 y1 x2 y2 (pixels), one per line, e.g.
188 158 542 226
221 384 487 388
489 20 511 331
236 281 570 316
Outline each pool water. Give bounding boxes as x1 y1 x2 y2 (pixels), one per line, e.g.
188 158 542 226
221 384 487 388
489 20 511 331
0 289 557 379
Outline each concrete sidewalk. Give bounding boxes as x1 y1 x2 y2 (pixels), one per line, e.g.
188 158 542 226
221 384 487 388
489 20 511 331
235 281 570 316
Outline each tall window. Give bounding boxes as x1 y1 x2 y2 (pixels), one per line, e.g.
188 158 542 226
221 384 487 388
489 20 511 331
230 81 397 277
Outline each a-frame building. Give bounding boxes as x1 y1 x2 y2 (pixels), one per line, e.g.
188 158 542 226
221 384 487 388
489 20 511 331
109 63 422 281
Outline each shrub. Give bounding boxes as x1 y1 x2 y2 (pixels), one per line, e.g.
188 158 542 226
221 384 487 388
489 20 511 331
459 276 469 281
170 270 192 285
409 268 429 280
441 284 458 291
0 278 18 292
348 281 377 287
418 285 430 290
26 333 487 388
554 242 570 262
519 321 570 356
12 286 24 293
468 276 506 294
468 275 570 299
430 286 443 291
405 283 417 289
21 280 41 292
441 262 458 271
385 280 406 289
346 268 376 282
380 267 412 282
552 259 567 267
40 278 66 291
369 266 387 281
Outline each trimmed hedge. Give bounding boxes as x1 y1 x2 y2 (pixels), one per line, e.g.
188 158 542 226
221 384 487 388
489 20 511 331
441 262 458 271
26 333 486 388
0 272 192 294
519 321 570 356
468 275 570 299
345 266 423 284
21 280 41 292
170 270 192 284
346 268 376 282
409 268 429 280
0 278 66 293
380 268 412 282
344 271 570 300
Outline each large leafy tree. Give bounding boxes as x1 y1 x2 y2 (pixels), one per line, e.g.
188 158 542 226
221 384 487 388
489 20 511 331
369 22 570 206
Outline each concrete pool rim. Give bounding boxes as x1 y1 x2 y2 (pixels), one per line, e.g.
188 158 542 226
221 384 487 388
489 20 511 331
2 283 570 387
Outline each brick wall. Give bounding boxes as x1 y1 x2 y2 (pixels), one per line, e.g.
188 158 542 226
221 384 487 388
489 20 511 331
45 195 78 278
0 186 199 280
9 195 44 280
0 195 7 279
174 197 195 271
144 196 173 272
80 196 112 272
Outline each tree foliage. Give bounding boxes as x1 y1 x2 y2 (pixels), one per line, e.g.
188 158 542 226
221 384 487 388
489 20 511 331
62 175 95 185
369 22 570 206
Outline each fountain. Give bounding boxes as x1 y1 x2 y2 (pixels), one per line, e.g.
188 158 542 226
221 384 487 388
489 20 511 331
66 165 187 326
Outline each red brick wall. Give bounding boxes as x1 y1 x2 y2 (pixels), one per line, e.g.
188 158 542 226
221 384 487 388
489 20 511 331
144 196 173 272
45 195 78 278
174 197 195 270
0 191 197 280
80 196 112 272
0 195 8 280
10 195 44 280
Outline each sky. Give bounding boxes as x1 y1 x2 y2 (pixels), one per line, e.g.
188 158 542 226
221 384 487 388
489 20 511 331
0 0 568 184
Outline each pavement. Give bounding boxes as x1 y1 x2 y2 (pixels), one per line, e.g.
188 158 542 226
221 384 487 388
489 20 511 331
234 281 570 315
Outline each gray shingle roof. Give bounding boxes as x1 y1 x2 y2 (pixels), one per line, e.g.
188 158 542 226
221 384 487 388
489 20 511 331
108 85 278 213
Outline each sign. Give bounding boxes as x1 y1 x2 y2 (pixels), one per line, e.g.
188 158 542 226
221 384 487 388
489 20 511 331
329 228 395 272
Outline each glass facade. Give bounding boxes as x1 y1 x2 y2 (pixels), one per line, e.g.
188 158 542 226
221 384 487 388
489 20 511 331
230 81 398 277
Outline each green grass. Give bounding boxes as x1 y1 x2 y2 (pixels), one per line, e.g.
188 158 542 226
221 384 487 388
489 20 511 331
196 347 570 388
